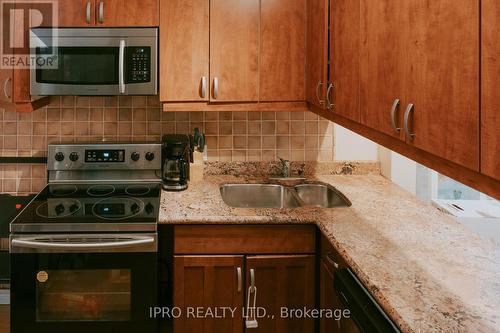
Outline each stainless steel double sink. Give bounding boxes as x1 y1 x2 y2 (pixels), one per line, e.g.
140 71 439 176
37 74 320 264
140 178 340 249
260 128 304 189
219 183 351 209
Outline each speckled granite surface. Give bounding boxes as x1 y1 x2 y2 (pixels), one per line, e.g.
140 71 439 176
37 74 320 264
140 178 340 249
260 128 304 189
159 174 500 333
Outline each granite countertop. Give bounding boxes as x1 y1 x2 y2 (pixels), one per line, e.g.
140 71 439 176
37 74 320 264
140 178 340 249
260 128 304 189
159 174 500 333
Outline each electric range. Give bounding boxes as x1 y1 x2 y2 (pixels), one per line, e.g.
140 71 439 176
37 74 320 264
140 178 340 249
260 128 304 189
10 142 162 333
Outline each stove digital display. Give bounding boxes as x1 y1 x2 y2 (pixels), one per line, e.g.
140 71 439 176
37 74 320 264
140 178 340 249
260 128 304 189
93 203 126 216
85 150 125 163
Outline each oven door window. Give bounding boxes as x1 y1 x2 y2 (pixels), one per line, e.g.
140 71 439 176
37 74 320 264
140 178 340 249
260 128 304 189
36 269 131 322
36 47 119 85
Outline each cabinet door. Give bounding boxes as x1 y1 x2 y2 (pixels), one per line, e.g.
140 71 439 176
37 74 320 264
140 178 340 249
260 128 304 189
36 0 93 27
173 255 244 333
405 0 479 171
306 0 328 108
481 0 500 180
329 0 360 121
160 0 209 102
95 0 159 27
245 255 315 333
359 0 407 140
210 0 259 102
319 260 341 333
260 0 306 101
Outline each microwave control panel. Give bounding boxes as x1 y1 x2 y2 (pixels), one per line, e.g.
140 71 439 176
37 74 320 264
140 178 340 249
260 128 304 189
126 47 151 83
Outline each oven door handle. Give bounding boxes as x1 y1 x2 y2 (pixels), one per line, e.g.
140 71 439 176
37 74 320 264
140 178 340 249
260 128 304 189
11 236 154 251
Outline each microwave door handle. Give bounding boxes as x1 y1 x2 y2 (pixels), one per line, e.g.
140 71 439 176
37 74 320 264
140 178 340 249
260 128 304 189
119 39 126 94
11 236 154 251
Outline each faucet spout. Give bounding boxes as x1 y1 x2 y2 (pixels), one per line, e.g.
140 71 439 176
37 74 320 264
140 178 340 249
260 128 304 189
278 157 291 178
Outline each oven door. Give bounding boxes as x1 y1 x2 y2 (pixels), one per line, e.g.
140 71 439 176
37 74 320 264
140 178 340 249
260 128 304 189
29 28 157 96
10 234 158 333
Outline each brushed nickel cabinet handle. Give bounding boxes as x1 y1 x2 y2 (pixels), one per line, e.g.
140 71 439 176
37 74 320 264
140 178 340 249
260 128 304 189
390 98 401 134
212 77 219 99
200 76 207 99
326 83 334 109
3 77 11 99
249 268 255 291
324 253 339 269
236 266 242 293
98 1 104 23
316 81 325 105
246 268 258 329
404 103 415 140
86 2 91 24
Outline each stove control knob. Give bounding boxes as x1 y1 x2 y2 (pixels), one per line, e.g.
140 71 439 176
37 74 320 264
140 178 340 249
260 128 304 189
130 203 140 214
69 152 79 162
55 204 65 215
131 152 140 161
145 152 155 161
55 152 65 162
145 203 154 214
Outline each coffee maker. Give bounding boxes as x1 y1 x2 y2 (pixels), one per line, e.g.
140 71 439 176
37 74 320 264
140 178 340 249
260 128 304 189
162 134 193 191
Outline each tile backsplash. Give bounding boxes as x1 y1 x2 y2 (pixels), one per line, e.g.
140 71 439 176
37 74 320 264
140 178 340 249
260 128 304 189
0 95 336 193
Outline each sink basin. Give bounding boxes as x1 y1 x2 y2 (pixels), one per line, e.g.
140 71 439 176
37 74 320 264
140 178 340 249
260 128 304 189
294 183 351 208
220 182 351 209
220 184 300 208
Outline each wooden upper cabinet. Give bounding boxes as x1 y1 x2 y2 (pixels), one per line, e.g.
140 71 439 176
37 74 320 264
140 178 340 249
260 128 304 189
405 0 479 171
245 255 315 333
160 0 209 102
359 0 407 140
210 0 259 102
329 0 361 121
260 0 306 102
481 0 500 180
95 0 159 27
173 255 244 333
38 0 158 27
306 0 328 109
37 0 93 27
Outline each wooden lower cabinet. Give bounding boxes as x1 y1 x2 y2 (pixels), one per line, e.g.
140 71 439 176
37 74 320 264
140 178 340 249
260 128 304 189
173 255 244 333
172 226 317 333
172 254 315 333
245 255 315 333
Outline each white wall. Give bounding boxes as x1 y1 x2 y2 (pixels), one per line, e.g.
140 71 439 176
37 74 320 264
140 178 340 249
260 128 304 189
334 125 378 161
391 152 417 194
378 146 419 196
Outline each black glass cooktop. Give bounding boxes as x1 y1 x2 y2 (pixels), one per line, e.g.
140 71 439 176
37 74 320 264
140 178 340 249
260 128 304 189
11 183 161 228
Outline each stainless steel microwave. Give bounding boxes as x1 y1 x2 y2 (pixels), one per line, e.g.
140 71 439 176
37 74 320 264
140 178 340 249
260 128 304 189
30 28 157 96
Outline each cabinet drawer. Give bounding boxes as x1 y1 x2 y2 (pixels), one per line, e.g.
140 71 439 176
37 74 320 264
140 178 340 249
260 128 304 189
174 225 316 254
